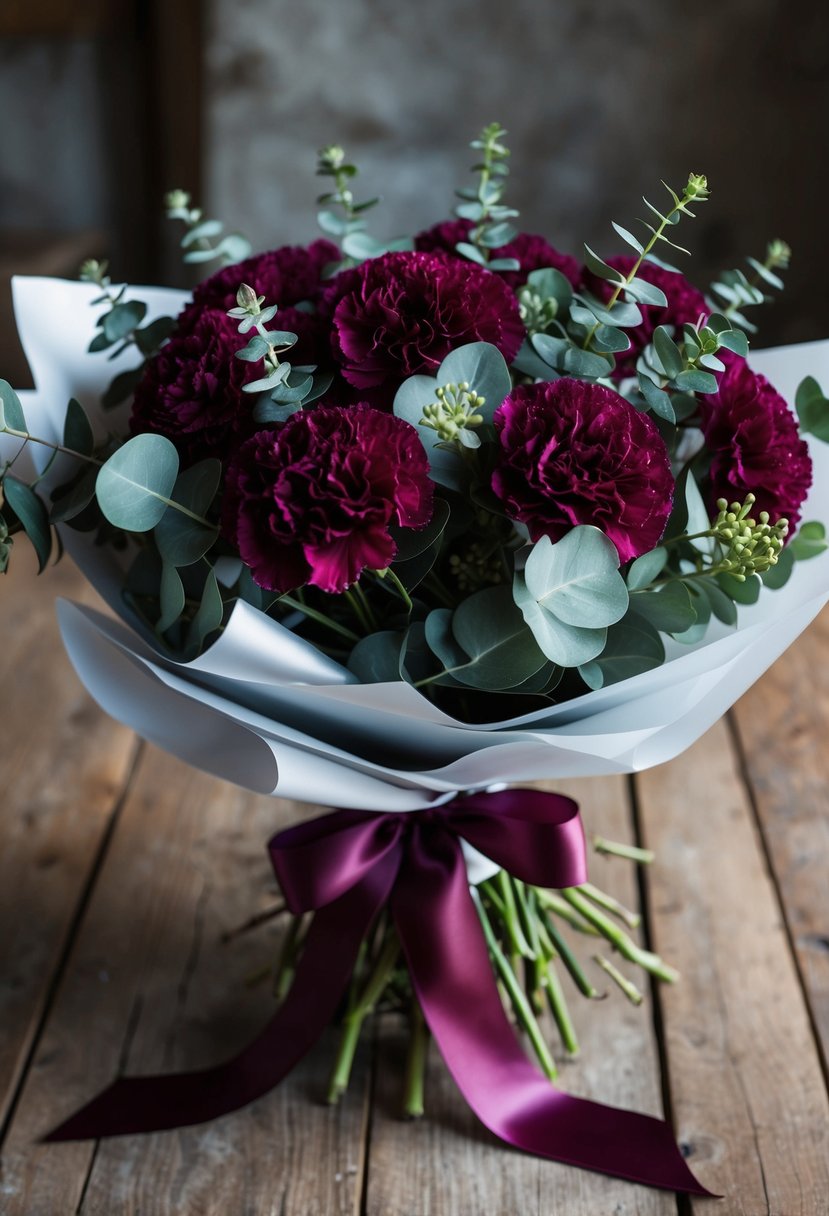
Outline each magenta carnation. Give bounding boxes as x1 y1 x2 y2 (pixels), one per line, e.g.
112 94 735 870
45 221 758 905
415 219 580 290
584 255 708 379
189 240 339 312
130 308 258 464
222 406 434 594
325 250 524 393
699 356 812 531
492 379 674 562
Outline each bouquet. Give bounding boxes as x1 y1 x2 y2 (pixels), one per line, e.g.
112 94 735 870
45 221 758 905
2 124 829 1195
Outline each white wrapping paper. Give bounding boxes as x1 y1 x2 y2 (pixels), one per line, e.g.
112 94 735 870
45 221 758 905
7 278 829 829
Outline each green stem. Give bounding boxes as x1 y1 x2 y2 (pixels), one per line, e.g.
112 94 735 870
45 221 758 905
579 881 641 930
344 586 372 634
472 889 557 1081
535 890 601 936
536 909 598 998
273 915 305 1001
593 836 655 865
543 962 579 1056
594 954 644 1005
327 933 400 1105
403 1001 428 1119
381 567 413 615
561 888 679 983
497 870 533 958
278 593 360 644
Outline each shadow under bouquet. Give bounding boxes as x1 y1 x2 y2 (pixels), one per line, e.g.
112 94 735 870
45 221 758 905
2 124 829 1195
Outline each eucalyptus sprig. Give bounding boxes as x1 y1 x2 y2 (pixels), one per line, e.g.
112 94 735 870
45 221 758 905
228 284 332 422
710 238 791 332
165 188 252 267
666 493 789 581
80 259 175 409
315 145 410 268
453 122 521 272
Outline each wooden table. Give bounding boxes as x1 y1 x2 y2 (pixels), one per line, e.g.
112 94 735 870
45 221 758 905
1 551 828 1215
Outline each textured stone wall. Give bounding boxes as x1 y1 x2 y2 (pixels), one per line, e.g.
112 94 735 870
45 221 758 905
206 0 829 344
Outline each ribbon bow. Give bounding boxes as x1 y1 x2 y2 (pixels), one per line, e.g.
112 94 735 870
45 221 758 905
46 789 710 1196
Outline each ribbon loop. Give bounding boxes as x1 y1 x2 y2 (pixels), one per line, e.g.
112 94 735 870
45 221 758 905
44 788 712 1198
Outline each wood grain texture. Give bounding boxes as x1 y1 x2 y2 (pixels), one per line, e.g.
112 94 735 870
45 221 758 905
364 776 675 1216
0 553 137 1133
0 750 368 1215
636 719 829 1214
730 606 829 1068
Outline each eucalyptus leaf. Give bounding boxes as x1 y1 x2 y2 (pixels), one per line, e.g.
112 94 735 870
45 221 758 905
626 546 667 590
716 571 762 605
630 580 697 633
154 458 221 566
157 563 186 633
102 366 144 410
698 577 739 623
347 630 405 683
637 373 675 422
50 465 99 523
425 607 469 670
514 572 607 667
760 545 796 589
1 477 52 572
795 377 829 442
102 300 147 342
790 521 828 561
448 585 547 690
523 528 628 628
0 380 27 432
96 433 179 531
185 569 224 655
674 368 718 394
439 343 512 421
578 613 665 689
652 326 684 379
63 397 94 455
623 278 668 308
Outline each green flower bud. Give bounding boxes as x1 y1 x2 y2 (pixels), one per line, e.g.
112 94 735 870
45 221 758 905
318 145 346 172
165 188 191 212
685 173 709 201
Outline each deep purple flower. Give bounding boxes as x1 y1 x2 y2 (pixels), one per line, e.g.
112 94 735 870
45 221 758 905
325 250 525 394
700 356 811 531
415 218 580 291
222 405 434 594
492 379 674 562
130 308 258 464
189 240 339 313
583 255 708 380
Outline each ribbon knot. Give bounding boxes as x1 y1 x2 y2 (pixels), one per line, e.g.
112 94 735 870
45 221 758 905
44 789 711 1197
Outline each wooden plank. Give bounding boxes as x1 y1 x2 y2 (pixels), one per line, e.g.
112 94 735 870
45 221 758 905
364 776 675 1215
0 551 137 1133
0 750 368 1215
730 607 829 1065
636 719 829 1212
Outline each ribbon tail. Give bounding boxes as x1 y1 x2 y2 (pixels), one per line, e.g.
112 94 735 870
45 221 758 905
392 833 716 1197
44 858 396 1141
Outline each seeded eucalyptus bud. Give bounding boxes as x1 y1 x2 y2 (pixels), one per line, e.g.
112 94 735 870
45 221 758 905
236 282 260 312
686 173 709 201
318 145 346 172
165 188 191 212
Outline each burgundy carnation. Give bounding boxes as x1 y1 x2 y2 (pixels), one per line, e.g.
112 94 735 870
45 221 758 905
222 405 434 594
492 379 674 562
325 250 524 393
584 255 708 380
415 218 580 291
130 308 258 464
189 240 339 312
699 356 811 531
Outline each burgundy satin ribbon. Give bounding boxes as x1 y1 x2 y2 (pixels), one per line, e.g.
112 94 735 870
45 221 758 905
45 789 712 1196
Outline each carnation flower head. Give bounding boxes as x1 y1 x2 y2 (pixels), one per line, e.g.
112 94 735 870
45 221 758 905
325 250 524 395
130 308 257 464
222 405 434 594
190 240 339 313
492 379 674 562
415 219 580 291
700 356 812 532
583 255 708 380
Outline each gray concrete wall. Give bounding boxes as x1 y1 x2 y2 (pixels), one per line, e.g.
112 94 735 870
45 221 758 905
206 0 829 344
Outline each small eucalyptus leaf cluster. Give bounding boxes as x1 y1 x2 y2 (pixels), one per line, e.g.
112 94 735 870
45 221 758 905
453 122 521 271
165 188 252 267
315 145 411 270
709 238 791 332
229 284 332 421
